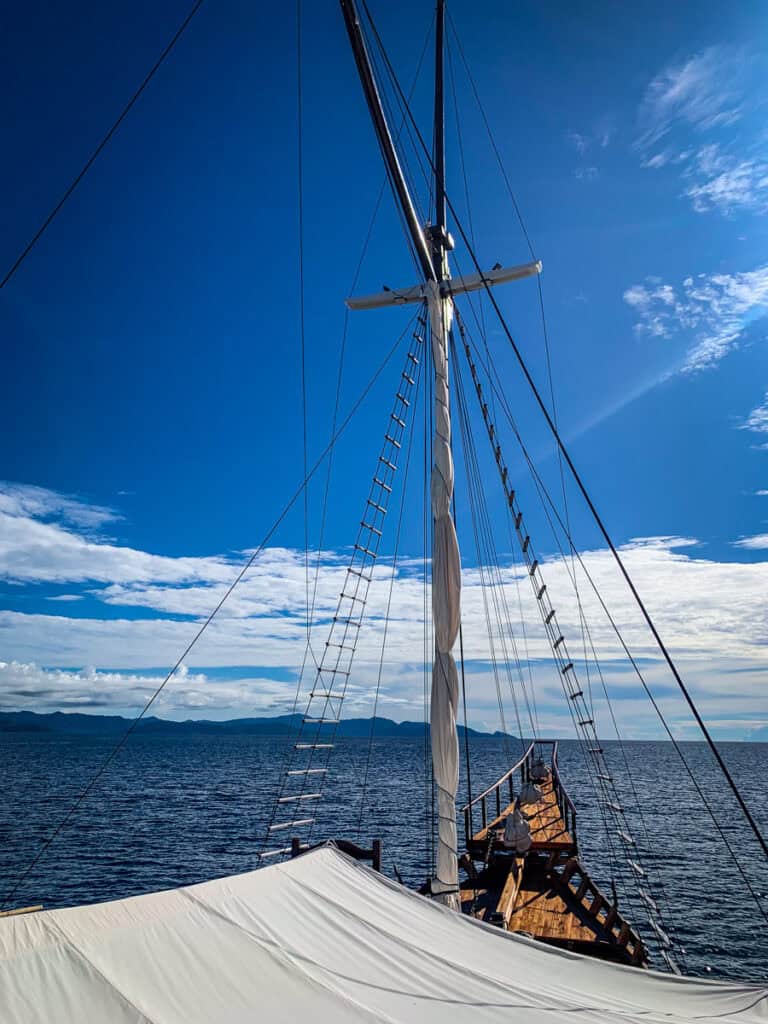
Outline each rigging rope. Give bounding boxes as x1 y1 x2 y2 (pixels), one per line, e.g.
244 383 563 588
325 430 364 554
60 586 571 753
457 306 682 939
1 0 205 291
356 332 424 840
464 320 768 927
297 0 311 656
447 16 597 727
0 317 412 912
259 313 427 858
453 325 635 912
453 334 540 746
457 318 671 952
277 15 436 782
358 11 768 862
444 9 534 261
445 31 637 916
452 343 526 754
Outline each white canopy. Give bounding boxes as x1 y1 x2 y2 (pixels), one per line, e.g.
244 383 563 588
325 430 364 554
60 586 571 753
1 845 765 1023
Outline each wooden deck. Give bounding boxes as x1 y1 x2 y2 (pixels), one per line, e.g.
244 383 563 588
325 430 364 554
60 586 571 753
472 775 575 854
509 880 597 944
460 744 647 967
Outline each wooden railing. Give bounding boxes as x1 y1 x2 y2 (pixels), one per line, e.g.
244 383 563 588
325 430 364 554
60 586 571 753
550 742 578 843
461 742 534 844
460 739 578 847
552 857 646 965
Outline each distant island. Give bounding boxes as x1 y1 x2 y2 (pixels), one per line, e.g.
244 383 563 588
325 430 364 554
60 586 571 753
0 709 515 740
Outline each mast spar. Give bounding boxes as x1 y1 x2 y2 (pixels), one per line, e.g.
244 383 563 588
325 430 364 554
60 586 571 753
341 0 541 907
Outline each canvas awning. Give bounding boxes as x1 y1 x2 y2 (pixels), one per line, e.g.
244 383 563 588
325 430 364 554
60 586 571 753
1 845 765 1023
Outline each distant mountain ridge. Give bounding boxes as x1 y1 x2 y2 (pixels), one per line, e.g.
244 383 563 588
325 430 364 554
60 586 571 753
0 709 514 739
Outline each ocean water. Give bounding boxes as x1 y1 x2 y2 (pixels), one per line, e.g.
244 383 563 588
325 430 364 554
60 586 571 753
1 734 766 983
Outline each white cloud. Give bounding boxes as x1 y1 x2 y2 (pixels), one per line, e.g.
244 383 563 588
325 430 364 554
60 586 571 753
755 490 768 497
642 152 671 169
623 265 768 371
741 393 768 434
574 166 598 182
4 485 768 737
732 534 768 550
636 46 744 152
635 49 768 217
0 484 236 587
0 661 310 716
567 122 613 179
0 482 119 530
683 144 768 215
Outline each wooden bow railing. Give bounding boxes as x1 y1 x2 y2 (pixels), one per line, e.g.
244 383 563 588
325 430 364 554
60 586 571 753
460 739 577 847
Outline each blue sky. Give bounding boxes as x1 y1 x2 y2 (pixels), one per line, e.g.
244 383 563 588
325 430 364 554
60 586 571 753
2 0 768 739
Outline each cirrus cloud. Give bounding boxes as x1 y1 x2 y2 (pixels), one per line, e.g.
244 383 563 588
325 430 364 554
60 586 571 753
623 265 768 372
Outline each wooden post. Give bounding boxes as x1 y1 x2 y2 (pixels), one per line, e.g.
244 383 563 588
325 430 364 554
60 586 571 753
372 838 382 872
561 858 578 884
0 905 42 918
481 796 487 830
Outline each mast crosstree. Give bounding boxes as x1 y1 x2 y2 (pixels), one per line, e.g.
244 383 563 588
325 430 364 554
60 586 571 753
341 0 539 904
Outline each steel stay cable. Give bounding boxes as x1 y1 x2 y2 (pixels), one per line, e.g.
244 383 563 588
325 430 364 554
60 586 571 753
1 0 206 291
434 53 677 952
455 333 635 923
264 17 436 847
446 10 595 723
447 264 543 740
466 324 768 925
444 8 534 261
297 0 311 659
458 171 768 862
452 331 542 746
296 317 428 847
450 339 524 757
364 12 703 952
456 310 726 937
0 317 412 912
491 389 683 950
455 318 665 950
453 277 543 740
260 314 423 844
280 19 436 775
359 10 768 861
355 324 424 840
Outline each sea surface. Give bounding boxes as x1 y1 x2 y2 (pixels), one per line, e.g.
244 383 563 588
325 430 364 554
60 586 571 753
1 734 766 983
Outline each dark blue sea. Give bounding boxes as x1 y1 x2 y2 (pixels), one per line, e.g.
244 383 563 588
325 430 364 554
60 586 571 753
1 735 766 983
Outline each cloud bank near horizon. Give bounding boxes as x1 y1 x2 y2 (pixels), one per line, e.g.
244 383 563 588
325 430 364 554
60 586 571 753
1 483 768 740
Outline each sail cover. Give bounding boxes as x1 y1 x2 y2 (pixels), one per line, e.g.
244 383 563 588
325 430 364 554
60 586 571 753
1 846 765 1024
427 279 461 906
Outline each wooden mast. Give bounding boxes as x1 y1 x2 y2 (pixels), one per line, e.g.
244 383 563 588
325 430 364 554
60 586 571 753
339 0 463 907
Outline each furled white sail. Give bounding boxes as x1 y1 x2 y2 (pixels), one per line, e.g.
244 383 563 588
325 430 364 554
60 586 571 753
427 278 461 907
2 846 765 1023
